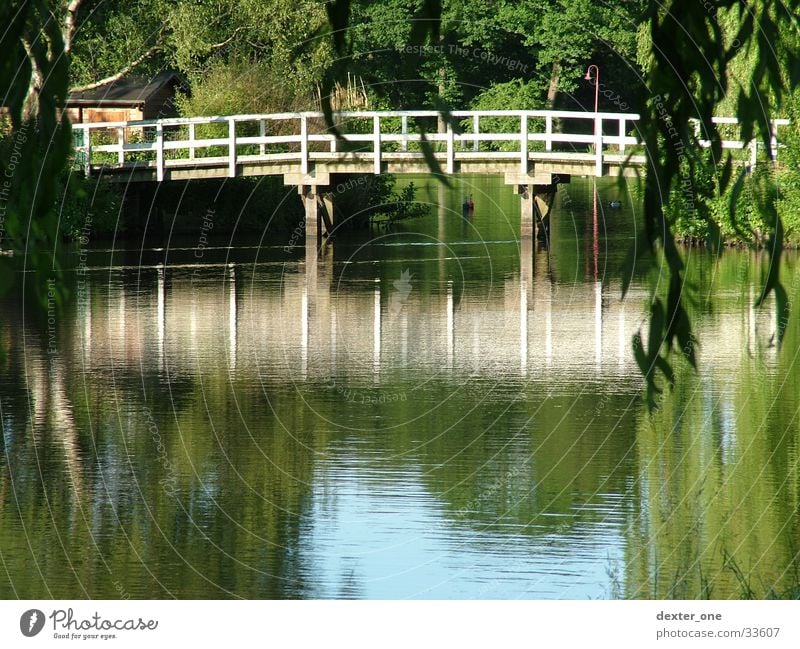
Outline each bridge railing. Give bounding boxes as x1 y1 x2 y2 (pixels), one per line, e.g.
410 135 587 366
70 110 789 181
691 117 790 167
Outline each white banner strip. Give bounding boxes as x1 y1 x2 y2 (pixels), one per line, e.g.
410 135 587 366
2 601 798 648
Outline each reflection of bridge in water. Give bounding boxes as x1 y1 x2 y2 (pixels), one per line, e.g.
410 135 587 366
5 243 789 600
68 252 778 384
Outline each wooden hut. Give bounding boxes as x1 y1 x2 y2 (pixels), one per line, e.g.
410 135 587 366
66 72 186 124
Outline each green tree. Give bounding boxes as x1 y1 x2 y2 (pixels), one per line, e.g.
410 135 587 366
318 0 800 399
67 0 330 110
498 0 647 108
67 0 167 91
1 1 71 325
344 0 529 110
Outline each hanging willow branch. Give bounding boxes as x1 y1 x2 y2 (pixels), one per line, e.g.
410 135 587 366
632 0 800 407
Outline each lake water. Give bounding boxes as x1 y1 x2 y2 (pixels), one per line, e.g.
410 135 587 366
1 177 798 599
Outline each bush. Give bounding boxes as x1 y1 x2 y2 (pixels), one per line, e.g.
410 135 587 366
467 80 547 152
55 172 122 241
667 152 800 247
368 181 429 225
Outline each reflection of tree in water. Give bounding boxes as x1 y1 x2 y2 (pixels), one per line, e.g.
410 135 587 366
2 240 799 598
625 308 800 599
0 282 327 598
400 387 639 537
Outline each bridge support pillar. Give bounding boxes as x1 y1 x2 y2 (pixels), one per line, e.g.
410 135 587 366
513 183 556 242
301 185 321 262
285 171 332 261
533 190 556 245
320 192 335 236
510 180 558 292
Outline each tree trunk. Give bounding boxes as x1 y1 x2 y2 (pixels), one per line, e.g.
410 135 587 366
21 38 44 121
63 0 84 54
69 43 161 93
546 61 561 110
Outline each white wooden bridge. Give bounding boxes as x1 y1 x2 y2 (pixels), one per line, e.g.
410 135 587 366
71 110 789 248
73 109 651 182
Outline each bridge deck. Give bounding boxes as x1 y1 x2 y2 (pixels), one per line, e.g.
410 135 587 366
101 151 648 183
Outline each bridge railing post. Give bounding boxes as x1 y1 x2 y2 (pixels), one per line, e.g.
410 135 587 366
156 123 164 182
692 119 702 143
618 117 626 154
446 120 454 174
594 115 603 177
189 123 196 159
545 114 553 152
473 114 479 152
373 113 381 174
228 117 236 178
83 125 91 176
520 113 528 174
117 127 125 165
258 119 266 156
300 114 309 175
770 120 778 161
401 115 408 152
330 116 338 153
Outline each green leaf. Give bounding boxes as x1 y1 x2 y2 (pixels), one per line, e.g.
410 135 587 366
653 355 675 388
726 11 753 63
325 0 351 54
620 229 645 300
632 332 649 378
774 283 789 346
755 214 784 310
409 0 442 47
432 96 462 135
718 155 733 193
647 299 666 362
417 129 451 188
727 166 749 238
706 218 722 257
319 67 342 139
674 305 697 369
